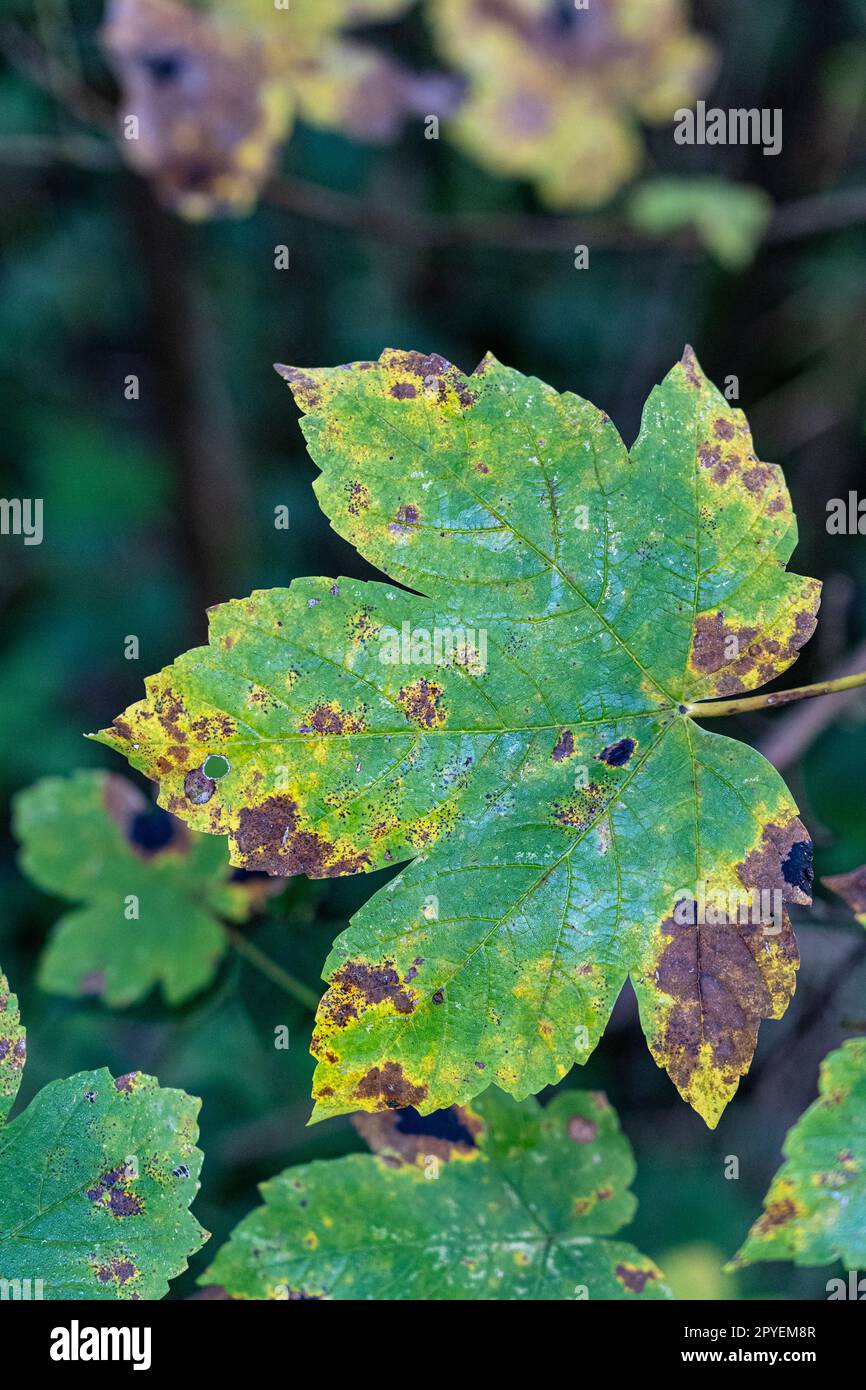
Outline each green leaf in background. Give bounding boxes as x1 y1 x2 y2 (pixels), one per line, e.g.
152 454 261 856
202 1088 670 1300
95 348 820 1128
0 968 207 1299
13 770 266 1007
628 177 773 269
730 1039 866 1272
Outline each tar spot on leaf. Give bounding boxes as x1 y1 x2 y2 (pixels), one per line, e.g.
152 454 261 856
551 729 574 762
598 738 635 767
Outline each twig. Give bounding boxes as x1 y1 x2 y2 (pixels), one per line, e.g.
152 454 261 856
130 190 254 617
265 174 657 252
765 184 866 243
686 669 866 720
0 20 114 131
757 639 866 771
7 21 866 257
0 132 116 169
266 175 866 255
223 926 320 1012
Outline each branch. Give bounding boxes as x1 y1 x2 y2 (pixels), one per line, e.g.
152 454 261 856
265 175 866 255
224 927 320 1012
7 20 866 256
686 670 866 721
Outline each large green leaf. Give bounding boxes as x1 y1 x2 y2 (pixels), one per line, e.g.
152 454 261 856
0 969 207 1299
95 348 820 1127
14 770 260 1007
202 1088 671 1300
731 1039 866 1271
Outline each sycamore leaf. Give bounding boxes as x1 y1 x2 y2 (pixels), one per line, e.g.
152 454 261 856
730 1039 866 1271
0 969 207 1298
628 177 773 269
823 865 866 925
101 0 442 219
201 1088 671 1299
13 770 265 1007
95 347 820 1128
426 0 717 208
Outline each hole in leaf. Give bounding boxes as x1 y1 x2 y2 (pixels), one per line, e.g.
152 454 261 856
203 754 230 779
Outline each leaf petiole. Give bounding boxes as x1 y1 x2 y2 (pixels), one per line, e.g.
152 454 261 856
685 669 866 719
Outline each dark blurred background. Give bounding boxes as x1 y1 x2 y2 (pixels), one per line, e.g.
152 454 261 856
1 0 865 1300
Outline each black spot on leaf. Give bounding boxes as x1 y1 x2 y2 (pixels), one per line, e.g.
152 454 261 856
598 738 635 767
781 838 813 895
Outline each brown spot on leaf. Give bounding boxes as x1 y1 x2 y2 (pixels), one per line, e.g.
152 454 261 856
713 418 735 440
87 1163 143 1218
94 1258 138 1286
397 678 447 728
552 782 609 831
305 701 368 735
353 1061 428 1110
754 1197 798 1234
653 905 798 1102
551 729 574 762
615 1263 657 1294
347 481 371 516
742 463 776 493
234 794 370 878
390 381 417 399
184 767 216 805
567 1115 598 1143
681 345 702 388
691 612 757 677
691 599 818 694
323 959 418 1028
387 350 452 379
598 737 635 767
274 365 322 409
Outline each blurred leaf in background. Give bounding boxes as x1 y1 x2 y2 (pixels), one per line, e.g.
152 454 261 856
628 177 773 267
204 1087 672 1300
13 770 277 1007
427 0 716 208
102 0 443 218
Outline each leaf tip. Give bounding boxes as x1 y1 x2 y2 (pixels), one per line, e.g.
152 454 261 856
679 343 706 388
